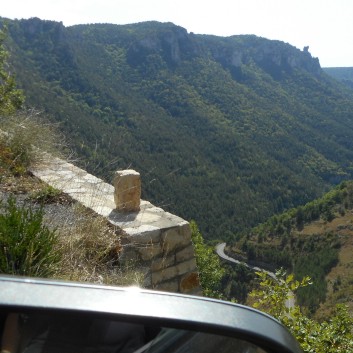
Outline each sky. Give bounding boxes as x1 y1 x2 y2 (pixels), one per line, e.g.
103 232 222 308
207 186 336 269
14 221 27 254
2 0 353 67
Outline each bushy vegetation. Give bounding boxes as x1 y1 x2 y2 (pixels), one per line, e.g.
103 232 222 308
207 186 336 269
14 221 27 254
0 25 23 115
0 110 67 176
250 270 353 353
0 194 142 285
0 26 62 278
28 184 64 204
0 22 67 177
193 219 352 351
0 196 60 277
191 221 224 297
0 114 141 285
221 263 256 303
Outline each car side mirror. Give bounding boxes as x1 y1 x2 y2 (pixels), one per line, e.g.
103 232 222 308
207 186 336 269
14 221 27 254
0 275 303 353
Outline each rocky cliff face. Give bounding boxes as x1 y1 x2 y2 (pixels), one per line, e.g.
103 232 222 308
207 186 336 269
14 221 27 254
15 17 66 45
203 35 322 80
126 22 199 67
4 17 322 81
125 23 322 79
251 40 321 77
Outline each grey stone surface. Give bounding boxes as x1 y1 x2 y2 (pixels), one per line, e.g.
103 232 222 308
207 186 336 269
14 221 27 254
175 258 197 276
124 225 161 245
137 244 163 261
161 227 191 254
151 255 176 272
176 245 196 263
152 265 178 286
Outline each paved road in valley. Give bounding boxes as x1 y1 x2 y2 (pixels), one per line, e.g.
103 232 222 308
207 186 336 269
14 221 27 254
216 243 295 308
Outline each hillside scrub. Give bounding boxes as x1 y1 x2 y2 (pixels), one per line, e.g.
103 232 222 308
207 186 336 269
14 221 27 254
250 270 353 353
0 25 23 115
252 181 353 238
0 110 68 177
191 220 224 298
0 196 60 277
230 181 353 313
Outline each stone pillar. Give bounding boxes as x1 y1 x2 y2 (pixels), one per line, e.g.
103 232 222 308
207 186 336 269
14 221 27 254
113 170 141 212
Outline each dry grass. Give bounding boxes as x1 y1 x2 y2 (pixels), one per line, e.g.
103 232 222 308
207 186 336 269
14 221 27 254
0 173 45 194
299 211 353 236
50 203 143 287
0 109 69 176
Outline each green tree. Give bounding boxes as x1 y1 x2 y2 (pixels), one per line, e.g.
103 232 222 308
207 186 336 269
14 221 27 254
190 220 225 298
0 25 23 115
250 270 353 352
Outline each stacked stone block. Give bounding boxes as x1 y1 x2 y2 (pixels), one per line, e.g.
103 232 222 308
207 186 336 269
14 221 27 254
119 222 200 294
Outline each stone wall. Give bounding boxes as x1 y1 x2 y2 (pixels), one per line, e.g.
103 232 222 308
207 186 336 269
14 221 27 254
113 208 200 293
31 157 202 295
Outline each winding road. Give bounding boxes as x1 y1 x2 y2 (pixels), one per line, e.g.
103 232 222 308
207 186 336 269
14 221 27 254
216 243 295 309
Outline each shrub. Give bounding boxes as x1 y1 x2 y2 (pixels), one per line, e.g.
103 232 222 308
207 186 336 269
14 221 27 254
28 185 64 204
0 109 67 176
250 270 353 352
191 220 225 298
0 196 61 277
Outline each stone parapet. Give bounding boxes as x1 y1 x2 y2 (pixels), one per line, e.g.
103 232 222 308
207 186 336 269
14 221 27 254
31 157 202 295
114 217 199 293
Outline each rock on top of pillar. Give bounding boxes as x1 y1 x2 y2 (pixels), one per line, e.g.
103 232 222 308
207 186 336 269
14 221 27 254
113 169 141 212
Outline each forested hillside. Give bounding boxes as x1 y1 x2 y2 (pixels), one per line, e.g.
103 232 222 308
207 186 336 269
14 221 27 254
3 17 353 239
227 181 353 316
324 67 353 89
